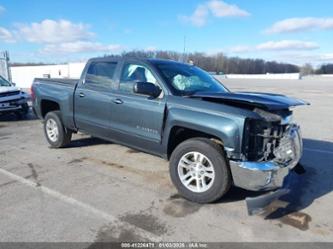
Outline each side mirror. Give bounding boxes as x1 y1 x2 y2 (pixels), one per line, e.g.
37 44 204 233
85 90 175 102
133 82 162 98
11 82 16 86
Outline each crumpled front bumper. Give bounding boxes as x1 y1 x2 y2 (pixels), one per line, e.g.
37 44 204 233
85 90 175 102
229 124 302 191
0 98 28 113
229 124 303 215
245 178 291 215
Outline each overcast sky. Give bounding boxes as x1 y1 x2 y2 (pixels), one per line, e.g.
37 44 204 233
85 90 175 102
0 0 333 65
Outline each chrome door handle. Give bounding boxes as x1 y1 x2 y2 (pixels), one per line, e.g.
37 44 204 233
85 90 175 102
112 99 123 104
79 92 85 98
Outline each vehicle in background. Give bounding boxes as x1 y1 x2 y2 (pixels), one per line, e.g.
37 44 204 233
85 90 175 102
32 57 309 214
0 75 29 118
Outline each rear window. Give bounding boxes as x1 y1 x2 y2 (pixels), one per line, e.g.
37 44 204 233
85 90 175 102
85 62 117 87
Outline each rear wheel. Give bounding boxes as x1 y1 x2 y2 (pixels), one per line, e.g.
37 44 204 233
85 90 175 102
44 111 72 148
169 138 231 203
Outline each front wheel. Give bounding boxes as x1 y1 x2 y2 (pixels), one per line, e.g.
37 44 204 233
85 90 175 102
44 111 72 148
169 138 231 203
21 103 29 116
15 103 29 119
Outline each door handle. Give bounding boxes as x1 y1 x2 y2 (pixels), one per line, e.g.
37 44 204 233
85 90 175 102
79 92 85 98
112 98 123 104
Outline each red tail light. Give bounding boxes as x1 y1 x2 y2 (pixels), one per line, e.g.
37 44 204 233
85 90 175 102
30 84 35 100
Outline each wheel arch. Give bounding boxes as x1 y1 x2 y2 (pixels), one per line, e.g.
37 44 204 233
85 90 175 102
40 99 61 118
167 125 225 159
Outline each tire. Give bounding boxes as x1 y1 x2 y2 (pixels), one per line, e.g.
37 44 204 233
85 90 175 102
169 138 231 203
44 111 72 148
21 103 29 116
15 103 29 119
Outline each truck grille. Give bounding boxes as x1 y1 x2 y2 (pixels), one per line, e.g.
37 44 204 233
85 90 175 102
243 118 287 162
0 91 20 98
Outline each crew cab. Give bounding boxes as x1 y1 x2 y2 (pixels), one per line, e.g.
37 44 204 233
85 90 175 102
0 75 29 117
32 57 309 214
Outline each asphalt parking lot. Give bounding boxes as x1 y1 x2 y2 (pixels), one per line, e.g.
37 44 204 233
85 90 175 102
0 77 332 242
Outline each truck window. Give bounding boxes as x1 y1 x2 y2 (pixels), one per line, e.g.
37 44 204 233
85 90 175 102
85 62 117 87
0 75 12 87
154 62 229 95
119 63 158 93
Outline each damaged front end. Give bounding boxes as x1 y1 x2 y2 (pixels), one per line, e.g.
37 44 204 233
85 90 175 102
189 90 309 214
229 108 303 215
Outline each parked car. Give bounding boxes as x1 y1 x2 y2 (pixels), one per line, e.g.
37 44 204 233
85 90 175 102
0 75 29 117
32 57 309 214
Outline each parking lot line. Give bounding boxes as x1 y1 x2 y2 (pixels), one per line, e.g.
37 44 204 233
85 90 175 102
0 167 161 242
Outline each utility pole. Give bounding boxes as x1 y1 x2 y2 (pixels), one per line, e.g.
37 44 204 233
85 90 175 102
0 51 12 82
6 51 12 82
182 35 186 63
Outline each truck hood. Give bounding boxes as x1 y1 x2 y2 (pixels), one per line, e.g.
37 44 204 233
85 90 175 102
0 86 19 94
190 91 309 111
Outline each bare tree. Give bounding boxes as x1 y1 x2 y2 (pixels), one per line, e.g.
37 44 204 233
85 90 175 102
300 63 314 76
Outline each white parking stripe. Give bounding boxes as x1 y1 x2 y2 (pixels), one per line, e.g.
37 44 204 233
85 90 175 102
304 148 333 155
0 167 161 242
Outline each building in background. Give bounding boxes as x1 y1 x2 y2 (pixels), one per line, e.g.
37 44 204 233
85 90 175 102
10 62 86 89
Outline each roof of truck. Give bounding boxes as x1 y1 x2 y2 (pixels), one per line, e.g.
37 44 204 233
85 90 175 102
88 56 188 65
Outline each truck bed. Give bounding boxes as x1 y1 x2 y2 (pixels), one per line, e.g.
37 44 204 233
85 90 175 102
33 77 79 130
34 78 78 86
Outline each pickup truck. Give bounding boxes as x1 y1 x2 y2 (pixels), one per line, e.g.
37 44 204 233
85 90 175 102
32 57 308 214
0 75 29 117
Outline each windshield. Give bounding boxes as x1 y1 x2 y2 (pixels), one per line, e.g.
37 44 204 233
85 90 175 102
0 76 12 87
154 62 229 95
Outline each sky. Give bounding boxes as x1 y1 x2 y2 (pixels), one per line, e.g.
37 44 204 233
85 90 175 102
0 0 333 65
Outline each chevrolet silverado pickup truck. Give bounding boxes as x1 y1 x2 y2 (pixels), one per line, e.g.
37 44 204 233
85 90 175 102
32 57 308 214
0 75 29 117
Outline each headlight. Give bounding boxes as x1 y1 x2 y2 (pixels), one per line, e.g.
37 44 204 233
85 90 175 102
253 108 281 122
20 91 29 98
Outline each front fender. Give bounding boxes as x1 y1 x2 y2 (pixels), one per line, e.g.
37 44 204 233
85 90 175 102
162 107 245 158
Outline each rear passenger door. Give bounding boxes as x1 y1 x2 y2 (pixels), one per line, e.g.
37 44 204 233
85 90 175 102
74 61 118 137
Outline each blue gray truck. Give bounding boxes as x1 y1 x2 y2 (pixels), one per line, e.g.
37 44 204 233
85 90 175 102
32 57 308 214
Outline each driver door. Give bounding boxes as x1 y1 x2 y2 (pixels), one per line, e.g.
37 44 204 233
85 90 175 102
109 62 166 152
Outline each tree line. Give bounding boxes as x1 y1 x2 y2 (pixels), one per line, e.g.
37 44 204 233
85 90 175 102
118 50 333 75
299 63 333 75
10 50 333 75
118 50 300 74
